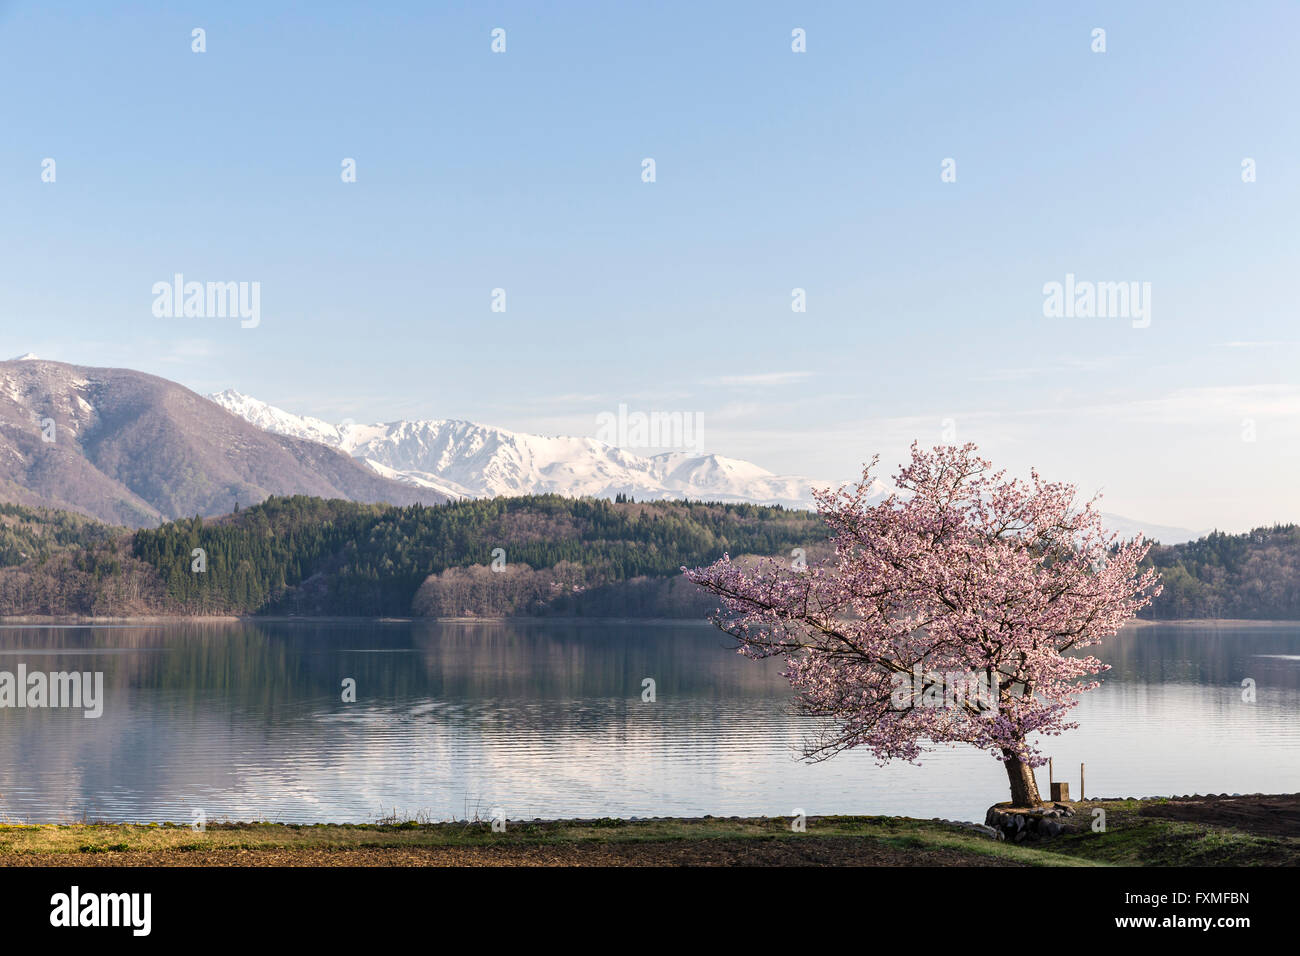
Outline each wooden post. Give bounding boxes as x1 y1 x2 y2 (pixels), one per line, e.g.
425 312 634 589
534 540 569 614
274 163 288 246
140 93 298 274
1081 762 1085 800
1049 758 1054 787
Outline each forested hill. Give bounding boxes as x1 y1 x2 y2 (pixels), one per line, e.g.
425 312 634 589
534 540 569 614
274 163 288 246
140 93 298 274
3 496 1299 620
1139 524 1300 620
0 495 823 618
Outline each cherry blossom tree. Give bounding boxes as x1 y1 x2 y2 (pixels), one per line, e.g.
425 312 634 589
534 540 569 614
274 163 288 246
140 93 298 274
684 443 1161 807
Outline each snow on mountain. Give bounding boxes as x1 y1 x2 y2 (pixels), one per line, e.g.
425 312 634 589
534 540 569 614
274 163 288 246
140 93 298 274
207 390 850 509
205 390 1209 539
208 389 343 448
1098 513 1204 546
0 361 447 527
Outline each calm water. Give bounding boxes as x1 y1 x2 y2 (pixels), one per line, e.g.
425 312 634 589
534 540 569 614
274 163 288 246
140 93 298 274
0 620 1296 824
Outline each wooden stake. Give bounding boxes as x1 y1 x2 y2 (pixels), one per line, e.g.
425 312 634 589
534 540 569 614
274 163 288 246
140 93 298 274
1081 762 1086 800
1049 757 1054 786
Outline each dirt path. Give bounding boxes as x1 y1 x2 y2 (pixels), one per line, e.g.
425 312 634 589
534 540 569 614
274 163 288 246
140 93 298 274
1 836 1018 867
1135 793 1300 839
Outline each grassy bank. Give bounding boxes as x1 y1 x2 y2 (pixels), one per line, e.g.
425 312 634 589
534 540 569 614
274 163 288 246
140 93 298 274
2 795 1295 866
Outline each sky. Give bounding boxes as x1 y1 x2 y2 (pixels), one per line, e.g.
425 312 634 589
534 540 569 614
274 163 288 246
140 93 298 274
2 1 1298 533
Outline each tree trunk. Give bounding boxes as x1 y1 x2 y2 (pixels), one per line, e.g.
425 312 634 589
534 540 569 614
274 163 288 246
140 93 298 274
1002 750 1042 807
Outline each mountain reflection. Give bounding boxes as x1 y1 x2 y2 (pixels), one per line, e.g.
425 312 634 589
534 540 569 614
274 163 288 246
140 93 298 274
0 621 1295 823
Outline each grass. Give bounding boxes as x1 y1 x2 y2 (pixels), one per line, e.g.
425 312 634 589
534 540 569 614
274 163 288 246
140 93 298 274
0 799 1292 866
0 815 1077 866
1037 799 1298 866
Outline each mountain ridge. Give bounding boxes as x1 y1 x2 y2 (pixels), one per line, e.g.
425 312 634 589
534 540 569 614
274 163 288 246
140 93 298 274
208 389 1205 543
0 358 1205 544
0 359 447 526
207 388 850 510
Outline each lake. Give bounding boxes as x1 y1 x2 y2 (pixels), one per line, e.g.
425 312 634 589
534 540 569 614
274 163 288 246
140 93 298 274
0 620 1296 824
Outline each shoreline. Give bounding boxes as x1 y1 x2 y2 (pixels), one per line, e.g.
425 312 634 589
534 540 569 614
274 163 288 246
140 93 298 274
2 794 1295 867
0 614 715 626
0 614 1296 627
1124 617 1300 628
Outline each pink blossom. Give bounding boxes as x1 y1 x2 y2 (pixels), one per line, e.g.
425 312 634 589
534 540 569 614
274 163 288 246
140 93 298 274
684 443 1161 804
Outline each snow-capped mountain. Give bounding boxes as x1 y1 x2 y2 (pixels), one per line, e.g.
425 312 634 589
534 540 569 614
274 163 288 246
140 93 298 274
0 360 447 527
205 391 1206 541
208 389 849 508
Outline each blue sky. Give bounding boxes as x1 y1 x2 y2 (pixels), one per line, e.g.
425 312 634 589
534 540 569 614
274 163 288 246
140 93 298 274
2 1 1298 531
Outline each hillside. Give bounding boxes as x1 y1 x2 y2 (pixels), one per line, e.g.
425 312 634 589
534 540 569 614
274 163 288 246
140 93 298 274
0 502 168 616
1 496 1297 621
0 495 823 618
0 358 447 526
1139 524 1300 620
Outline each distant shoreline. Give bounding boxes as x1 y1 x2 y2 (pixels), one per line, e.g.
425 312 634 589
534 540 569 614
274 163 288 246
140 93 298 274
0 614 716 626
0 614 1295 628
1125 618 1300 628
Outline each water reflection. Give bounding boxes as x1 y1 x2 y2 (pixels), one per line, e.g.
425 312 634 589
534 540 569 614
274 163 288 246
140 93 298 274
0 621 1295 823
